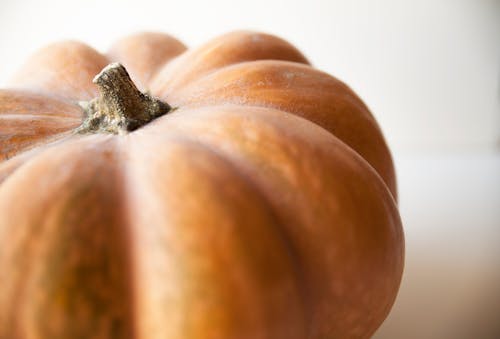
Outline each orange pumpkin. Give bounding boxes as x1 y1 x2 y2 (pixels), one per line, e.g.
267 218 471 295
0 31 403 339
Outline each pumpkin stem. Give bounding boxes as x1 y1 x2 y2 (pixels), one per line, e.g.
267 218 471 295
77 63 171 134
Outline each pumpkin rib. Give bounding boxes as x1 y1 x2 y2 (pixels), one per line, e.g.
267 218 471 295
160 131 315 332
0 134 139 338
150 31 309 95
167 59 376 123
159 60 396 199
0 89 83 118
143 104 403 338
0 114 79 121
0 152 32 185
0 132 82 184
0 129 79 163
0 114 79 131
8 41 110 101
107 32 188 91
0 90 83 163
118 132 307 339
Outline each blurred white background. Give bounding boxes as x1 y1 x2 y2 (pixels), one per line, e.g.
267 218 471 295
1 0 499 337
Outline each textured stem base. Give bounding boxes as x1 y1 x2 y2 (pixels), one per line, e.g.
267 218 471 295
77 63 171 134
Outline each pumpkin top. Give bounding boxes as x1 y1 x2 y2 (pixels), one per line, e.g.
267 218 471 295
1 30 397 198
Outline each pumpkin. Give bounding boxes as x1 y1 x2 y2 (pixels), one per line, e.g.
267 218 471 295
0 31 404 339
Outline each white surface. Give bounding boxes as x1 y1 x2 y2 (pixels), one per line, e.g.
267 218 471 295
375 151 500 338
0 0 499 152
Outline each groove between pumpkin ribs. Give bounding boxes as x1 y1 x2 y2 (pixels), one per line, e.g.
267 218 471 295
116 132 309 339
158 131 315 332
0 132 81 182
165 134 313 326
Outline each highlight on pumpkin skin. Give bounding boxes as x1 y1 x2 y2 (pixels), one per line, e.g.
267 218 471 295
149 30 310 95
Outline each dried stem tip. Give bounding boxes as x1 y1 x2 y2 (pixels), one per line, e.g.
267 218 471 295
78 63 171 134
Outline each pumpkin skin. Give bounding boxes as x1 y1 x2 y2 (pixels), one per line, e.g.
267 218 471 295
0 31 404 339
